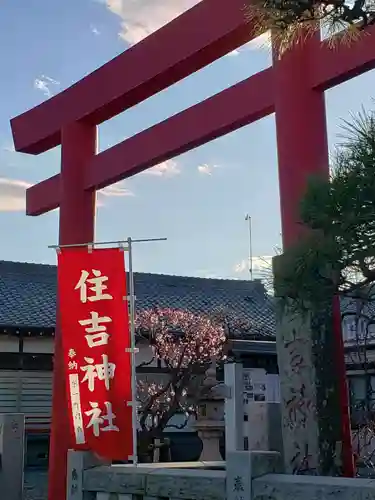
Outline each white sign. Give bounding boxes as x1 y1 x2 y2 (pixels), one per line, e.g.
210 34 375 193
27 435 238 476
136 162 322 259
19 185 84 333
242 369 280 451
243 369 280 404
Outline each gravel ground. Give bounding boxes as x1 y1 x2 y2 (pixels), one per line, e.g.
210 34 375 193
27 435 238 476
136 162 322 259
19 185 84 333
24 469 48 500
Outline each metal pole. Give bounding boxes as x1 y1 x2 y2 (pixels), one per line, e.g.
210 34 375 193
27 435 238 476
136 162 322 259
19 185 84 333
245 215 253 280
48 237 167 249
127 237 138 466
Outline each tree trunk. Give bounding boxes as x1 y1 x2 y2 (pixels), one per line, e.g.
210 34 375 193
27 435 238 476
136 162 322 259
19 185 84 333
137 431 155 463
137 431 171 463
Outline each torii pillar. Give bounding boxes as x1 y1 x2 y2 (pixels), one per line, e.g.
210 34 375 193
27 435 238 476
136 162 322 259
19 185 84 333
51 123 96 498
10 0 375 497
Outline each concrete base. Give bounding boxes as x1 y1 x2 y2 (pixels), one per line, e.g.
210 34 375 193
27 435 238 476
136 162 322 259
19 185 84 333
197 427 224 461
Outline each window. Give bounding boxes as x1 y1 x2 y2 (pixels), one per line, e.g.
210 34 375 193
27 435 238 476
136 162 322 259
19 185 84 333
343 317 356 342
22 354 53 371
349 375 375 408
0 353 53 370
349 376 366 401
349 374 375 427
0 352 21 370
244 437 249 450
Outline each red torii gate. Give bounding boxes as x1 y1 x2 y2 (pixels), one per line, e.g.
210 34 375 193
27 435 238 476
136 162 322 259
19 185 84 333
10 0 375 498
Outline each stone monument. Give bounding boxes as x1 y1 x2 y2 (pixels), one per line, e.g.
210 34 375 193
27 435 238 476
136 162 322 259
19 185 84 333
273 253 343 475
0 413 25 500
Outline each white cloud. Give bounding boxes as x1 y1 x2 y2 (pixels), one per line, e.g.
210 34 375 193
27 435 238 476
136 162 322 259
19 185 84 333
33 75 60 97
0 177 32 212
197 164 212 175
197 163 219 176
226 49 241 57
247 31 271 51
2 143 15 153
229 32 271 57
91 24 101 35
143 159 180 177
234 255 273 274
105 0 271 54
42 75 59 85
234 260 247 273
99 181 134 197
105 0 200 45
253 255 273 271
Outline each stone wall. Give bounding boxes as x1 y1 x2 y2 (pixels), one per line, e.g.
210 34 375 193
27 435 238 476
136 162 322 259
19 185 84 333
83 464 226 500
253 474 375 500
71 450 281 500
70 451 375 500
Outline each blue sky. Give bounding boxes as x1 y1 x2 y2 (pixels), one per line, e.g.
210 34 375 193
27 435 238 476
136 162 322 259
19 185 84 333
0 0 374 279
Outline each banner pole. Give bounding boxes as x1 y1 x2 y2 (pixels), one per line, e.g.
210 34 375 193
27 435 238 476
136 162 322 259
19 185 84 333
127 237 138 466
48 237 167 250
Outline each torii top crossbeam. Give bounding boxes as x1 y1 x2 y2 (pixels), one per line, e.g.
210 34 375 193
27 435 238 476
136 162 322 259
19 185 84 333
10 0 375 499
11 0 375 219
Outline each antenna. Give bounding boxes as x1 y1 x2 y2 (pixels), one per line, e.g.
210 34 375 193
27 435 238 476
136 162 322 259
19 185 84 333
245 214 253 280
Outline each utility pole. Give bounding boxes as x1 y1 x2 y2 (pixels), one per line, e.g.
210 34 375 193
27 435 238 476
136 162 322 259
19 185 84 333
245 214 253 280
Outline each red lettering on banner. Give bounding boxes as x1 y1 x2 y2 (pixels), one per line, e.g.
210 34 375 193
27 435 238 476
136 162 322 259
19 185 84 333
57 247 133 460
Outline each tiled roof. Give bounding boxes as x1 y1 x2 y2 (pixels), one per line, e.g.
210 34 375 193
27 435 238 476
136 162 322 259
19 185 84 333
0 260 276 339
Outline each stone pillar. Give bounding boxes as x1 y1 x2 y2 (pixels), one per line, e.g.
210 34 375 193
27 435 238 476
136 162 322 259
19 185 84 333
273 253 342 475
246 402 269 450
0 413 25 500
224 362 244 452
226 450 282 500
66 450 108 500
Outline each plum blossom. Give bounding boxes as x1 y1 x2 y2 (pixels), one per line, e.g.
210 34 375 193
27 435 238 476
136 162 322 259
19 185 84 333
135 308 227 435
136 308 226 369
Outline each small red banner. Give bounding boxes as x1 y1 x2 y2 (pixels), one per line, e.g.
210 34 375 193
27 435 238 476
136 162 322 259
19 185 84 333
57 247 133 460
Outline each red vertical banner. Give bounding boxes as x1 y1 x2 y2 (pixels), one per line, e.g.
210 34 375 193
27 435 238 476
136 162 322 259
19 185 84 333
57 247 133 460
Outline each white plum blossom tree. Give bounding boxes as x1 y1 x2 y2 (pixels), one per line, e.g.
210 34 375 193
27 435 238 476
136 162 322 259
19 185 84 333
135 307 227 461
